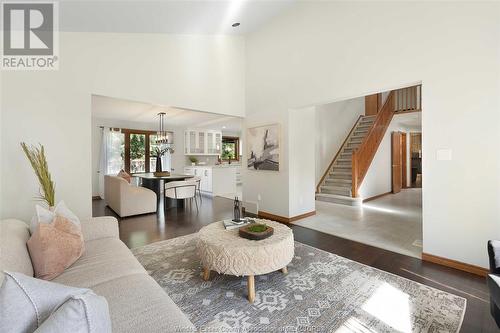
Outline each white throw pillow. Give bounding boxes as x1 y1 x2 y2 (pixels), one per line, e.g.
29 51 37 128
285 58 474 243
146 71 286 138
30 201 80 234
0 271 111 333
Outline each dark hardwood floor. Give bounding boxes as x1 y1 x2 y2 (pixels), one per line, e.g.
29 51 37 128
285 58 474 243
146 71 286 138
93 197 498 333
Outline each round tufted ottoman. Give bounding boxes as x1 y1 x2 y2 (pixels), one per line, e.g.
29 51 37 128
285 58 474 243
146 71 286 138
197 219 294 303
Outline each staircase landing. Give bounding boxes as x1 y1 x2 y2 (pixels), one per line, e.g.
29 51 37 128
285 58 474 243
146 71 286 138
315 193 362 206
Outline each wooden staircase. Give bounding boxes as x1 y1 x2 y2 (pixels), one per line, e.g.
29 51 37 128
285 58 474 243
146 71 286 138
316 85 421 205
316 115 375 205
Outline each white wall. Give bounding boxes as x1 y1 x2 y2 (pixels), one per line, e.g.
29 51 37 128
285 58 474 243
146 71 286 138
289 107 316 217
315 97 364 185
244 1 500 267
1 32 245 221
243 110 289 217
0 77 3 218
359 113 420 199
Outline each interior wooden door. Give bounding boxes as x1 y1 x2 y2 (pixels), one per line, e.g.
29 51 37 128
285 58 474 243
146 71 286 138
365 94 379 116
401 132 407 188
392 132 402 193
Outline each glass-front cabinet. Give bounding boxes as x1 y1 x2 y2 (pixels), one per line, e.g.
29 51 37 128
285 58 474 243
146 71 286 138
184 129 222 155
206 132 214 154
215 132 222 154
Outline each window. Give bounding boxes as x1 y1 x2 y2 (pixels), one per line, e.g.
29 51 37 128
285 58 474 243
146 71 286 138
129 133 146 173
149 134 172 172
122 130 172 174
149 134 159 172
221 136 240 161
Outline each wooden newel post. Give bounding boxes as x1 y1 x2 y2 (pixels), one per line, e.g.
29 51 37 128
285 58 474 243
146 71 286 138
351 151 358 198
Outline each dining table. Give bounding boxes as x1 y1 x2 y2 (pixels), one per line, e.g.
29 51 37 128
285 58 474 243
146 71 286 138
133 172 194 209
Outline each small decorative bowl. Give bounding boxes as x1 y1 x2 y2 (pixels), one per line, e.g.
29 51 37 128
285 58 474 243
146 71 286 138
239 224 274 240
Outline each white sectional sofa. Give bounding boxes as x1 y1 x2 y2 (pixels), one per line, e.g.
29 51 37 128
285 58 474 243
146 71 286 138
0 217 195 332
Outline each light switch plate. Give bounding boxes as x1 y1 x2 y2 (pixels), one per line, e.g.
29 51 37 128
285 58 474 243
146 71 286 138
436 149 452 161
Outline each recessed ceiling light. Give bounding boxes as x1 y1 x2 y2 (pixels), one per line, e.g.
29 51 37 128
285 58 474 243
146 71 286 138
232 22 240 27
222 126 227 129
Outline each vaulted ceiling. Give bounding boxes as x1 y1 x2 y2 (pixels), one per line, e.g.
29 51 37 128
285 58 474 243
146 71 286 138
59 0 295 35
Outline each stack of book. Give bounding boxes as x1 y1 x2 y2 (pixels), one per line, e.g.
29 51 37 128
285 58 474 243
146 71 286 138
223 218 255 230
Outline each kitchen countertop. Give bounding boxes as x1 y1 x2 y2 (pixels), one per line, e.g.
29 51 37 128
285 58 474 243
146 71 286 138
185 164 241 168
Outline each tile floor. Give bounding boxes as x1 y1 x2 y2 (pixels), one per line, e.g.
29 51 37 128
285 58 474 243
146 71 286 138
294 188 422 258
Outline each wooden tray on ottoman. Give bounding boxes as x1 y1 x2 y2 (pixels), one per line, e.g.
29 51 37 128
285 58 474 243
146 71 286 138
239 224 274 240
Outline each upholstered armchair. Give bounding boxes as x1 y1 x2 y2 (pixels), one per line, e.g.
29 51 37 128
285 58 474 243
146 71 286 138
487 240 500 328
104 175 157 217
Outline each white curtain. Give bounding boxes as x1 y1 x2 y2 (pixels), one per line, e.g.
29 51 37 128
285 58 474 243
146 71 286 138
161 151 172 172
98 128 124 198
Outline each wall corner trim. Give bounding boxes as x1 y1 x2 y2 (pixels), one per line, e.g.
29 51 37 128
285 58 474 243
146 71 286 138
422 252 488 277
362 191 392 203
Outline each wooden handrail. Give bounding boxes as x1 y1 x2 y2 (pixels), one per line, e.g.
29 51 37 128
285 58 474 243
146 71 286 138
316 115 363 193
352 91 396 197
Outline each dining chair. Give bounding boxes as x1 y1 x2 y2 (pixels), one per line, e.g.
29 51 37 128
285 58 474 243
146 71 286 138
191 176 202 203
164 180 198 211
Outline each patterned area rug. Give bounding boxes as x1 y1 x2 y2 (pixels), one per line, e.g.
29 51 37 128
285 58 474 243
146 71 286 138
132 234 466 332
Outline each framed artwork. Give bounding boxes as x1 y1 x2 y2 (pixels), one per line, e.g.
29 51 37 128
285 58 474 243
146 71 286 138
247 123 280 171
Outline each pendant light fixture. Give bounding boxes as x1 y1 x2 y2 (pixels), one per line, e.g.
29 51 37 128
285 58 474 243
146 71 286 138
156 112 173 146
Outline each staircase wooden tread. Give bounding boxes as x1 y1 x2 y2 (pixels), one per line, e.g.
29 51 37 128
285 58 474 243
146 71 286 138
321 185 351 190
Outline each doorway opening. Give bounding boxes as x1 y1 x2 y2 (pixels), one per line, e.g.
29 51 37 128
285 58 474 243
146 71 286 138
295 84 423 258
410 133 422 188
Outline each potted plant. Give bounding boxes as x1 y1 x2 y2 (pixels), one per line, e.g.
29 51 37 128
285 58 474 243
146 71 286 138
20 142 55 208
152 146 174 176
189 156 198 166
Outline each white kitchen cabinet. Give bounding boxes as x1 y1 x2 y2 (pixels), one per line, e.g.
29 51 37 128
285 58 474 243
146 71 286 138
184 166 237 196
212 167 236 196
206 130 222 155
184 129 222 156
235 166 242 185
197 132 205 154
206 132 215 154
188 130 196 154
184 166 212 193
200 168 212 193
215 132 222 155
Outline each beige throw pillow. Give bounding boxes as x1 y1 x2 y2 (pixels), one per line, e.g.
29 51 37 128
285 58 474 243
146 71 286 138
117 169 131 183
27 215 84 280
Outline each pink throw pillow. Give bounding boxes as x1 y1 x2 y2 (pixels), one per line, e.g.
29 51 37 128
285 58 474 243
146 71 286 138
117 169 131 183
27 215 84 280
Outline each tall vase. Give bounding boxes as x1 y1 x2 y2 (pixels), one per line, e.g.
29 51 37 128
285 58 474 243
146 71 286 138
233 197 241 222
156 156 162 172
